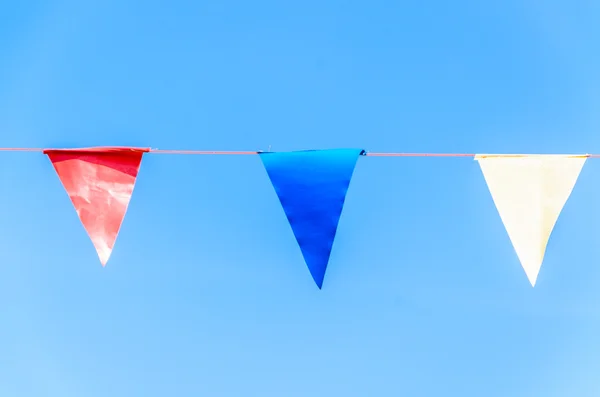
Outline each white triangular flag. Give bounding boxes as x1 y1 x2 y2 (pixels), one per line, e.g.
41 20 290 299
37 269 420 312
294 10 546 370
475 154 587 286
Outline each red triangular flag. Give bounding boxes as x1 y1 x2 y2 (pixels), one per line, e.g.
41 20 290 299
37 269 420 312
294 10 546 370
44 147 149 265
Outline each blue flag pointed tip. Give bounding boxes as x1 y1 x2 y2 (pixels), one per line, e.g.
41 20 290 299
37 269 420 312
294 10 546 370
307 260 326 289
261 148 364 288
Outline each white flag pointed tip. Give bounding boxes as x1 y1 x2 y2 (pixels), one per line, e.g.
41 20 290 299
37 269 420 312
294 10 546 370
524 262 541 287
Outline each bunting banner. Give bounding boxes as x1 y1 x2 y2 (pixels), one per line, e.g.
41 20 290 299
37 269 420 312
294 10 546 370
0 145 590 289
44 147 149 265
475 154 587 286
260 149 364 288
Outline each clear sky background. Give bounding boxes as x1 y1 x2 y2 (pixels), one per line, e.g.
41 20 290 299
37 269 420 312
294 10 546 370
1 1 600 396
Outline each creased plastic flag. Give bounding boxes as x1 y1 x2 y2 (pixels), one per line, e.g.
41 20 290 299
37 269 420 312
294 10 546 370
260 149 364 288
44 147 149 265
476 154 586 286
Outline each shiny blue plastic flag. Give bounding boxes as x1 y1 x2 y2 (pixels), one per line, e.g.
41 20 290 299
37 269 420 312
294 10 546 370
260 149 365 288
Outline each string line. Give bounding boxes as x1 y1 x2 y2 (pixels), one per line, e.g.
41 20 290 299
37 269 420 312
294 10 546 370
0 148 597 157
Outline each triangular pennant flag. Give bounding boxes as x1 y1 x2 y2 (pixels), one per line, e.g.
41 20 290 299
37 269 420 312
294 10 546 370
260 149 364 288
475 154 587 286
44 147 149 265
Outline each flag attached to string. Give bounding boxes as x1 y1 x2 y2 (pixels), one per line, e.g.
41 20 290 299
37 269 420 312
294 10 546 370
44 147 149 265
260 149 365 288
475 154 587 286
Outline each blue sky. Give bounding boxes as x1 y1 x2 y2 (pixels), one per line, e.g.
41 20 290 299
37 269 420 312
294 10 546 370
1 0 600 396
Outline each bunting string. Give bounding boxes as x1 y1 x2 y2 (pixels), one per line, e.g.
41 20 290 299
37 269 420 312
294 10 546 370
0 146 594 288
0 147 599 157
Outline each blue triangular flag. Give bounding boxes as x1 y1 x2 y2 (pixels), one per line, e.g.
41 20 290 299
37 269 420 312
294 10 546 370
260 149 364 288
